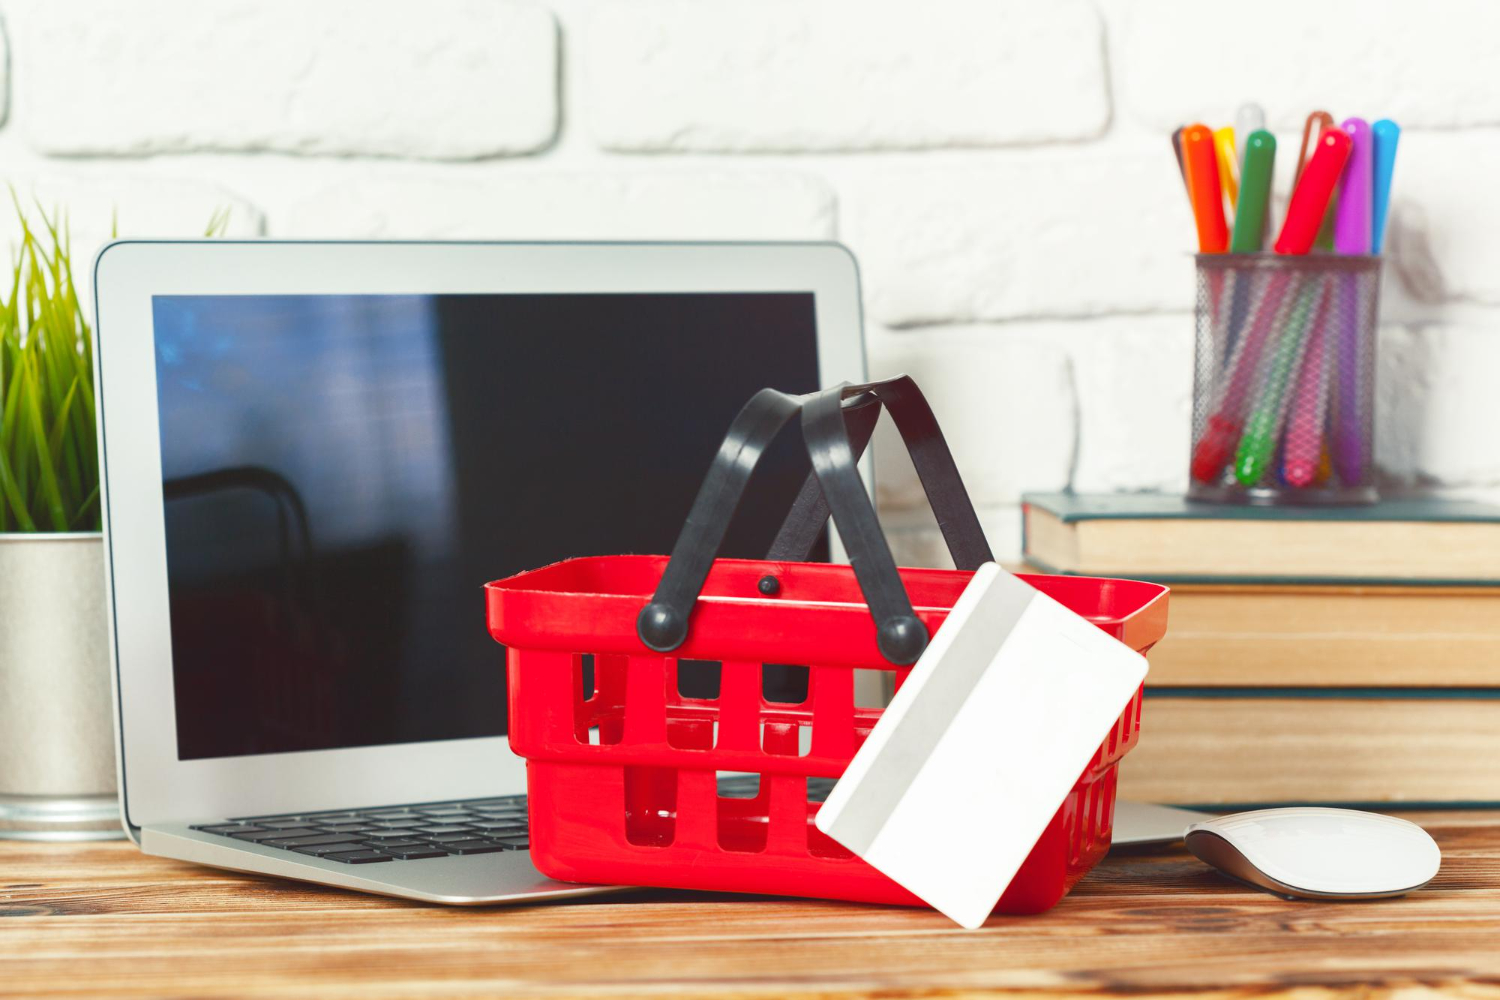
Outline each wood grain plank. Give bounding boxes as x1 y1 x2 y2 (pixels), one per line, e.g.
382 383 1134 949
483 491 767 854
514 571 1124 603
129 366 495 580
3 814 1499 999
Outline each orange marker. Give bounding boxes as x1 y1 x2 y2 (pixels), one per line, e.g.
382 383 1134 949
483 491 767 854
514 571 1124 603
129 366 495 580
1181 124 1229 253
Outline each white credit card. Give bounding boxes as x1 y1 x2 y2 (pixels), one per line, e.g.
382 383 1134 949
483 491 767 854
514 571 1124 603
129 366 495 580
814 562 1148 928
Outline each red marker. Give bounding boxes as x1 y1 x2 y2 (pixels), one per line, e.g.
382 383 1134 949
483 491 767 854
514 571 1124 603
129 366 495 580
1274 128 1352 254
1181 124 1229 253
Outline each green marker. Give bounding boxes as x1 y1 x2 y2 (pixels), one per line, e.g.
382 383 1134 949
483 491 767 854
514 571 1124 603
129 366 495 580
1230 130 1276 253
1233 277 1324 486
1315 190 1339 252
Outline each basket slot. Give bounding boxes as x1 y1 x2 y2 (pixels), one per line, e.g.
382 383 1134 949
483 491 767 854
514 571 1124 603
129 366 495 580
623 656 669 745
665 717 715 751
1064 784 1085 869
674 769 719 851
1097 779 1118 859
852 668 885 708
761 664 809 705
716 661 762 751
809 666 854 759
761 719 808 757
577 653 627 746
623 765 676 847
673 659 722 701
715 772 769 853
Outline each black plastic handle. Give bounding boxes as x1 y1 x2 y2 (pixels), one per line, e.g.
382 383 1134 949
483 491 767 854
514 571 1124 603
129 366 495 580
637 375 991 665
766 376 992 570
763 392 883 562
636 387 805 655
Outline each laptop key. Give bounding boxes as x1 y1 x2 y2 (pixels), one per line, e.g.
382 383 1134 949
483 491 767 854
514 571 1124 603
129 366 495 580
364 838 425 850
469 820 528 831
486 836 531 849
382 847 451 860
362 810 421 820
257 819 322 830
292 842 371 857
232 828 322 842
443 840 505 855
195 823 261 835
424 831 481 843
418 826 472 836
267 833 369 848
365 830 427 841
321 823 378 833
323 850 395 864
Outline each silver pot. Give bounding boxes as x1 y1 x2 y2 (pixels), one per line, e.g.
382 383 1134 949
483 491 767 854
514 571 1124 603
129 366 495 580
0 533 123 839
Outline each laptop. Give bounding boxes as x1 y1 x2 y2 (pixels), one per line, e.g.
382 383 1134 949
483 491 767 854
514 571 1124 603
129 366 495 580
92 240 867 904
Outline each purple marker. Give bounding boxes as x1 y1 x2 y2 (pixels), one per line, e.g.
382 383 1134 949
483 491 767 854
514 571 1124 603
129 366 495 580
1332 118 1373 486
1334 119 1373 254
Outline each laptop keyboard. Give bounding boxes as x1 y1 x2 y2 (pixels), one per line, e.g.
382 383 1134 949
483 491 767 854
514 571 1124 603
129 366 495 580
191 777 837 865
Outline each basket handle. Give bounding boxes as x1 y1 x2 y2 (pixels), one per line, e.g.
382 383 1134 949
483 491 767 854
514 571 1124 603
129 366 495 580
637 375 992 665
765 377 991 570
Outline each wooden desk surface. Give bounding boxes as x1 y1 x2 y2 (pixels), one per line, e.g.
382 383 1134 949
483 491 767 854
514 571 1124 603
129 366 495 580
4 811 1499 998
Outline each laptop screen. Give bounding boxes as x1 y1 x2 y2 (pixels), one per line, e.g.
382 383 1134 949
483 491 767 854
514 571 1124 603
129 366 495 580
152 292 822 761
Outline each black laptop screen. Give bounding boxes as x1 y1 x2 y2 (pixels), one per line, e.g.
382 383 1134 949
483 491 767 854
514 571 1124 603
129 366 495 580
152 293 822 760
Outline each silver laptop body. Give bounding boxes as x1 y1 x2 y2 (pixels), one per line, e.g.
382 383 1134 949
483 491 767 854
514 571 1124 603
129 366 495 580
94 240 867 903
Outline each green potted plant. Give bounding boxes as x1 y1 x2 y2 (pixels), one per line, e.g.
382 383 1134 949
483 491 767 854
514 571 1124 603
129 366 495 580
0 204 120 838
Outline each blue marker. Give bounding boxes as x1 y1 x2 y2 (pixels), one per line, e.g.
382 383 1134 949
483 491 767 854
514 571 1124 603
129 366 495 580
1371 119 1401 254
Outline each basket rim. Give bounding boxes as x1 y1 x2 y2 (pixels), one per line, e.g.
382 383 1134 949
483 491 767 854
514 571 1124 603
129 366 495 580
485 554 1169 623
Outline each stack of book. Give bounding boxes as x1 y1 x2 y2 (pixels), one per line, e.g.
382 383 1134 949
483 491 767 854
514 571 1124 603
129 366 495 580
1022 492 1500 807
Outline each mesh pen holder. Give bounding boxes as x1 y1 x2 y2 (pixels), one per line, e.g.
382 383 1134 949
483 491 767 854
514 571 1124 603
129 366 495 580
1188 253 1380 505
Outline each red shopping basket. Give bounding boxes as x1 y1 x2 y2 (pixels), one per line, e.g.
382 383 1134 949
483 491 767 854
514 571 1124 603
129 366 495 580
488 376 1169 914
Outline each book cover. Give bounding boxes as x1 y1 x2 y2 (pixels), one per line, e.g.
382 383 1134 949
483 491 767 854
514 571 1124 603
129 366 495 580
1022 493 1500 585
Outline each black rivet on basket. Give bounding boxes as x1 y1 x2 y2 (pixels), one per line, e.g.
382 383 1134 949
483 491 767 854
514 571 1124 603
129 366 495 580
877 615 928 665
757 575 781 596
637 603 687 652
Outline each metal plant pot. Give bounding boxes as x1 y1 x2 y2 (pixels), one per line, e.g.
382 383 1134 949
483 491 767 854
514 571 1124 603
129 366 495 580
0 533 123 840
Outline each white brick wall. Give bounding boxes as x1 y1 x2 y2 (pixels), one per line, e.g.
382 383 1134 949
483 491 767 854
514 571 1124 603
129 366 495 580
17 0 558 158
840 147 1189 326
1379 324 1500 486
1118 0 1500 132
0 0 1492 562
583 0 1108 152
279 170 835 240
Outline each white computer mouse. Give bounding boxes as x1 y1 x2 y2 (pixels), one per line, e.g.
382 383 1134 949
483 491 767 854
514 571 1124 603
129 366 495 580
1185 807 1441 900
